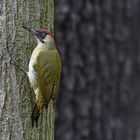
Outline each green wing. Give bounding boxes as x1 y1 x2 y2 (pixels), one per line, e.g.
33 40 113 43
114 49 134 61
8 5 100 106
34 49 61 101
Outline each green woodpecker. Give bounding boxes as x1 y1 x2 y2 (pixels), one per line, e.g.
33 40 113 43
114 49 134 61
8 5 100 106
23 26 62 127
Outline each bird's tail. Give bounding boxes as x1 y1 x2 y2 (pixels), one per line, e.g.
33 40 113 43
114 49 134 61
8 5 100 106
31 103 40 127
31 98 49 127
31 96 44 127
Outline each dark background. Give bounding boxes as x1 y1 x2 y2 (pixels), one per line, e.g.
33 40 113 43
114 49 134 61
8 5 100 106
55 0 140 140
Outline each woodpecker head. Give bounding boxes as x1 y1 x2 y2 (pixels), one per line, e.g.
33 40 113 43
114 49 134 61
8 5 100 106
22 25 55 44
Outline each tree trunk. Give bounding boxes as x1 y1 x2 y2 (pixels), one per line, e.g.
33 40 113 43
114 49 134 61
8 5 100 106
0 0 54 140
56 0 140 140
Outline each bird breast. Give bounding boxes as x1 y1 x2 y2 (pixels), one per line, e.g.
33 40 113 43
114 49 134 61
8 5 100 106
28 56 38 88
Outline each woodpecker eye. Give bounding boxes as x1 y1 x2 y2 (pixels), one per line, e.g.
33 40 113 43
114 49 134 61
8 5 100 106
36 29 49 40
42 32 46 37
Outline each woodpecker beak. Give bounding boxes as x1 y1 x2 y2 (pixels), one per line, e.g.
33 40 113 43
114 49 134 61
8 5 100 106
22 25 44 43
22 25 37 35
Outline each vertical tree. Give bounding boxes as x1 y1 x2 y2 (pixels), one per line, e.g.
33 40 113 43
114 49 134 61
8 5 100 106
0 0 54 139
56 0 140 140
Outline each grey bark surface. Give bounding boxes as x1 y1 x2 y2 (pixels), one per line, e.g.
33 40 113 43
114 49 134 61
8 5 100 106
56 0 140 140
0 0 54 140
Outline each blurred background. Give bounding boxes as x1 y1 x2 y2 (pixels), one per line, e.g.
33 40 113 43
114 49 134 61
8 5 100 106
55 0 140 140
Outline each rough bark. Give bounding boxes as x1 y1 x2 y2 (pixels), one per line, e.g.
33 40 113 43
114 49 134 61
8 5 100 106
56 0 140 140
0 0 54 140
